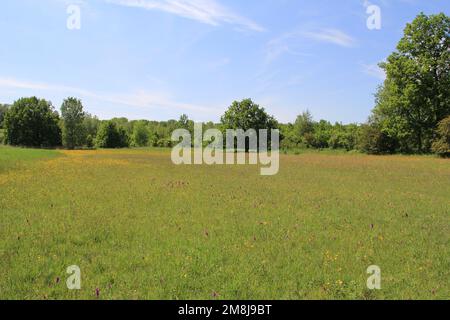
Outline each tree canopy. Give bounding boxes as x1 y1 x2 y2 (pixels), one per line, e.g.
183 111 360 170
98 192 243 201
4 97 61 147
221 99 278 133
95 121 130 148
0 104 9 128
372 13 450 153
431 116 450 157
221 99 278 151
61 97 86 149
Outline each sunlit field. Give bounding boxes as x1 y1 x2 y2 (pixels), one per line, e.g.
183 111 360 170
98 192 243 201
0 146 449 300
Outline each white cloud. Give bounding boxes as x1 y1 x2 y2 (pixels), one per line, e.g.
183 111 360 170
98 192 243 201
301 29 355 47
361 63 386 80
0 76 221 115
105 0 265 32
265 34 295 64
265 28 354 64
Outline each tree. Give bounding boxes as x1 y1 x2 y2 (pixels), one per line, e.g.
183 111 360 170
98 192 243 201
372 13 450 153
132 121 149 147
178 114 190 130
432 116 450 157
357 122 398 155
329 123 359 151
311 120 333 149
4 97 61 147
221 98 278 151
61 97 86 149
111 117 132 134
0 104 9 128
279 123 302 149
83 113 100 148
95 121 129 148
294 110 314 139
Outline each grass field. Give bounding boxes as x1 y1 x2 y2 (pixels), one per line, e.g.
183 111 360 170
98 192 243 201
0 145 449 299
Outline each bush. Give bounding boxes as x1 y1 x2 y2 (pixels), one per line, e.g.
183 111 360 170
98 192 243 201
4 97 61 147
95 121 129 148
357 124 398 155
432 116 450 158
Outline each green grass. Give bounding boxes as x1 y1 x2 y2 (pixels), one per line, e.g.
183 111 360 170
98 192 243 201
0 148 449 299
0 145 60 172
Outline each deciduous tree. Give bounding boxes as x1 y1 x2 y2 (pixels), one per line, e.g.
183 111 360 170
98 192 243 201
372 13 450 153
4 97 61 147
61 97 85 149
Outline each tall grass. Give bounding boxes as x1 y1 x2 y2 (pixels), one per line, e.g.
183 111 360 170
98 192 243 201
0 148 448 299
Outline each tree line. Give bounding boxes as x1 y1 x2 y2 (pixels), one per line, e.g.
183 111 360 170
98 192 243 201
0 13 448 157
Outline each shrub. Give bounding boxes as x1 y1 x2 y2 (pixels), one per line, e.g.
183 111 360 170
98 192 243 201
357 124 399 155
432 116 450 158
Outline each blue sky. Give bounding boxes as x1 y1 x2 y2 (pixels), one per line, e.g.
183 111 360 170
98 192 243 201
0 0 448 123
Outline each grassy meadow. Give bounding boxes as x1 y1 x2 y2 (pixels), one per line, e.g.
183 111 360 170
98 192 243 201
0 145 449 299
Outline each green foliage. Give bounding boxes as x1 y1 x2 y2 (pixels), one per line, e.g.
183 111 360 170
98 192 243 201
178 114 193 132
286 112 360 151
221 98 278 151
0 129 5 145
4 97 61 147
329 123 359 151
310 120 333 148
221 99 278 132
83 113 100 139
61 97 86 150
372 13 450 153
145 119 180 148
279 123 303 149
95 121 130 148
85 134 94 149
0 104 9 128
131 121 150 147
111 117 133 134
357 123 399 155
294 110 314 138
432 116 450 157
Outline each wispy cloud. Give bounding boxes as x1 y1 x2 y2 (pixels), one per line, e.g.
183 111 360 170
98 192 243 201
105 0 265 32
265 33 297 64
360 63 386 80
302 29 355 47
265 27 354 64
0 76 221 115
